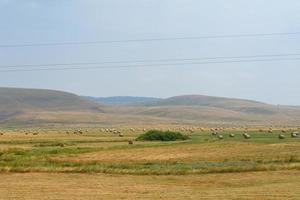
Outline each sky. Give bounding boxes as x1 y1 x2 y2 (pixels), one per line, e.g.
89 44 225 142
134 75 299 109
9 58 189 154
0 0 300 105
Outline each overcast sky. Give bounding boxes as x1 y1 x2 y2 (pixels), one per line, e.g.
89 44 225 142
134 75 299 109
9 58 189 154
0 0 300 105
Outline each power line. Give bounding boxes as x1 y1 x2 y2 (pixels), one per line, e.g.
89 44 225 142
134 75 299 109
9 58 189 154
1 57 300 73
1 31 300 48
1 53 300 69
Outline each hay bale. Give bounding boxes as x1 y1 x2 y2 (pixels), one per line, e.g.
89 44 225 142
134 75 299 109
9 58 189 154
243 133 251 139
211 131 218 136
291 132 299 138
229 133 235 138
278 134 285 139
128 140 133 145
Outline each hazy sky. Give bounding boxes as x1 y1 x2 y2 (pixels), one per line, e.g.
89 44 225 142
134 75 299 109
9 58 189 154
0 0 300 105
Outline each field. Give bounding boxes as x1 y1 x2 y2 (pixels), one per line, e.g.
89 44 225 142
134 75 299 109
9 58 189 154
0 127 299 199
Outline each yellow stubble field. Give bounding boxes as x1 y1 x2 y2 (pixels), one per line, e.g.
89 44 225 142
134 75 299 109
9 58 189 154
0 127 299 199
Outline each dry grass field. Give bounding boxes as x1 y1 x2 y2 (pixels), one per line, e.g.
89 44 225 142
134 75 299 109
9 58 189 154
0 127 299 199
0 171 300 200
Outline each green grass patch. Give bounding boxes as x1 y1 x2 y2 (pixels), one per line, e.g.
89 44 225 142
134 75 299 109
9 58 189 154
1 158 300 175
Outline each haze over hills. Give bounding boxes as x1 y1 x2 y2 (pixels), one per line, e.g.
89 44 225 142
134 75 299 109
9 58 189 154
1 87 300 127
133 95 275 114
85 96 161 105
100 95 299 125
85 95 274 114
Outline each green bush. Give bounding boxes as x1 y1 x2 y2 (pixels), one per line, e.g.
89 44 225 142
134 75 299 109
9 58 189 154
136 130 189 141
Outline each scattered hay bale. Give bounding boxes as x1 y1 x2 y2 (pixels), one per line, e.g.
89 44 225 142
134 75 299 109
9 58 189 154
211 131 218 136
229 133 235 138
130 128 135 132
279 134 285 139
218 134 223 140
291 132 299 138
243 133 251 139
73 130 83 134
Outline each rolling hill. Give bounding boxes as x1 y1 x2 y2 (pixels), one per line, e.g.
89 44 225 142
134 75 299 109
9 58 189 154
135 95 277 115
1 87 300 127
0 87 104 122
88 94 300 126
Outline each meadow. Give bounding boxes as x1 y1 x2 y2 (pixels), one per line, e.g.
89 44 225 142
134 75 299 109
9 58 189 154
0 127 299 199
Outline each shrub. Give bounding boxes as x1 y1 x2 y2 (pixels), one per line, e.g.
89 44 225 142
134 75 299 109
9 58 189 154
136 130 189 141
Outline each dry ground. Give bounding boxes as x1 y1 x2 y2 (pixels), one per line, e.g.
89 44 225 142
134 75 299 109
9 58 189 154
0 128 299 199
55 142 300 163
0 170 299 200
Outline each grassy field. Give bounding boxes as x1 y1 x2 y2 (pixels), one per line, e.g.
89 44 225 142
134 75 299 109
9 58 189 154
0 171 299 200
0 127 299 199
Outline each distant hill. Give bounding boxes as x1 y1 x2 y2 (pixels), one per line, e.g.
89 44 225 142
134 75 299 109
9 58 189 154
0 87 104 121
87 94 300 125
2 88 300 127
138 95 275 115
85 96 161 105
